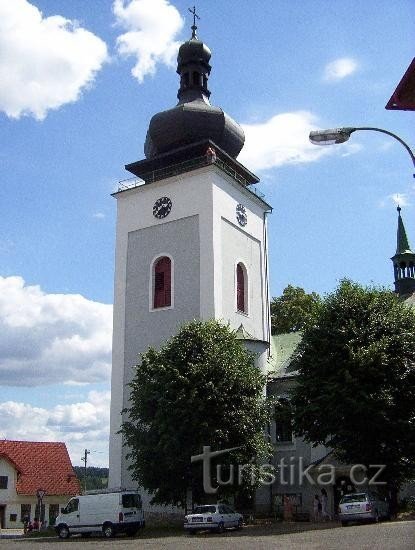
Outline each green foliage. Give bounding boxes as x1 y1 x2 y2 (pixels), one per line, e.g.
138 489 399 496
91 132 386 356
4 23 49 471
270 285 321 335
121 319 271 507
73 466 108 491
291 279 415 489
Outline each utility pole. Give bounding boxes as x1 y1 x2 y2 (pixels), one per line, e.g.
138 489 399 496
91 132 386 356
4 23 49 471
81 449 90 493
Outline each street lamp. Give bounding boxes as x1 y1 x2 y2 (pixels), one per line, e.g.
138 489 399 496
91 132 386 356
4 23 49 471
309 126 415 177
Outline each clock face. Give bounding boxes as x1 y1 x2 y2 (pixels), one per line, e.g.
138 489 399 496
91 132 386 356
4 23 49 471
236 204 247 227
153 197 172 219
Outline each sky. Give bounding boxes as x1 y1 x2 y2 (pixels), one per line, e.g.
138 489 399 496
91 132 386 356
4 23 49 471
0 0 414 468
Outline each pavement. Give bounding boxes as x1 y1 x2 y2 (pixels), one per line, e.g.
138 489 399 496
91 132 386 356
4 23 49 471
0 520 414 549
0 529 24 539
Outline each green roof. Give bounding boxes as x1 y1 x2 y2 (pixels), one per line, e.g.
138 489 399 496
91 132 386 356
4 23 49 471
404 293 415 306
396 207 413 255
267 332 302 378
235 323 261 341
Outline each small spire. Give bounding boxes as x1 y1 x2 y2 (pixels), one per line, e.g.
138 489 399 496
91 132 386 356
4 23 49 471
188 6 200 39
396 206 412 254
392 205 415 298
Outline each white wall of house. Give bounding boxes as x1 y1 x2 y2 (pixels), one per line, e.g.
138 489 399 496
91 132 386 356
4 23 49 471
0 457 73 529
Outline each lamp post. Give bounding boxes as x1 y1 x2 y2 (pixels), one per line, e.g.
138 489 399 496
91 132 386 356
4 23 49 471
81 449 90 493
36 488 46 528
309 127 415 177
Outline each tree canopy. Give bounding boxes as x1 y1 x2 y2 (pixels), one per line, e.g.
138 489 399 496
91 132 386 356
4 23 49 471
270 285 321 335
291 280 415 498
121 319 271 508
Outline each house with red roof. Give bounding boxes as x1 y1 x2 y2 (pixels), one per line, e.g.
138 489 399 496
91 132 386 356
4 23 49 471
0 440 80 529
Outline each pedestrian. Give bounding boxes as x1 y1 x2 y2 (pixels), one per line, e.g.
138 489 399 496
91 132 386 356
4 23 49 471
321 488 331 521
33 518 39 531
313 494 321 522
205 146 216 163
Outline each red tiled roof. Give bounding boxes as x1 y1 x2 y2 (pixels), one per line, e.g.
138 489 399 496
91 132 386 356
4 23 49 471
0 440 80 496
386 58 415 111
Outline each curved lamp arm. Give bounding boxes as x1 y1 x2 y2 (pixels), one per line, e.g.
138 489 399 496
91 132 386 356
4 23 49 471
309 126 415 177
352 127 415 171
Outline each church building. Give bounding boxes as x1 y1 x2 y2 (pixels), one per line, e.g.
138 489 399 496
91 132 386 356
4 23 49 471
108 14 415 520
108 18 272 510
265 205 415 519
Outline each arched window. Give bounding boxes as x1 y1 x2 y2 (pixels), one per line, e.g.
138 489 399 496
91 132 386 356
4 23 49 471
236 262 247 313
274 399 293 443
153 256 171 309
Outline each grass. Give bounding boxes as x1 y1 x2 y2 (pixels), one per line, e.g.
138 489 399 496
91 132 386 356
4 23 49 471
24 527 57 538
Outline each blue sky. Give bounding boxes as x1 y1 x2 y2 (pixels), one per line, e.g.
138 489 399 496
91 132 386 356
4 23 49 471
0 0 413 467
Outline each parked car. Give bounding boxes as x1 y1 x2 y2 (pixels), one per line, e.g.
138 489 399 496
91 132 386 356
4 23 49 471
338 492 389 526
184 504 243 534
55 489 145 538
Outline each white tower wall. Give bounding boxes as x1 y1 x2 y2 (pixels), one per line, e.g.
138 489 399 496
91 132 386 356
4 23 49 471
109 163 271 509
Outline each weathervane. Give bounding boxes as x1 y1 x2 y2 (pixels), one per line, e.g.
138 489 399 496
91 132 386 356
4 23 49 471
188 6 200 39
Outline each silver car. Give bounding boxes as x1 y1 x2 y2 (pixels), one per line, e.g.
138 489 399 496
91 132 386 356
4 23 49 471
338 492 389 526
184 504 243 534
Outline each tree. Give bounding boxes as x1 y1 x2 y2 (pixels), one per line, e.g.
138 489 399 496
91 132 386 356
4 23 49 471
291 280 415 513
270 285 321 335
121 319 271 508
73 467 108 491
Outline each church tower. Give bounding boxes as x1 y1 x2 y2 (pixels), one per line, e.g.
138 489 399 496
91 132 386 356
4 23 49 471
391 206 415 298
109 19 272 493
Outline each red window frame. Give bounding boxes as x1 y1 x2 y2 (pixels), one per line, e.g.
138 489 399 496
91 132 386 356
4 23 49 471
153 257 171 309
236 263 246 313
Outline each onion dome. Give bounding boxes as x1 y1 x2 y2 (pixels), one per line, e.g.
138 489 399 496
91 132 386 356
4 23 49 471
144 22 245 160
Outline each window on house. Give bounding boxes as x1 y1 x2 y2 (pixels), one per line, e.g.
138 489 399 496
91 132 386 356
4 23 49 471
0 476 8 489
21 504 31 522
236 263 247 313
153 256 172 309
9 513 17 522
49 504 60 525
35 503 45 522
274 399 293 443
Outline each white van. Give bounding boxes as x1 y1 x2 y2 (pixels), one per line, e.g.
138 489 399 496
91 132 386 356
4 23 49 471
55 489 145 538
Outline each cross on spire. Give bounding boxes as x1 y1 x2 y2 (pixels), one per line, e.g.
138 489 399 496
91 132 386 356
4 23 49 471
188 6 200 39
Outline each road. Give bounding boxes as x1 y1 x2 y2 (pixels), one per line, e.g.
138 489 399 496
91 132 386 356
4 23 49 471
1 521 414 549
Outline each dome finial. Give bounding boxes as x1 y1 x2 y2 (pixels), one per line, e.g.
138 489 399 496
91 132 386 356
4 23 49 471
188 6 199 39
397 205 402 214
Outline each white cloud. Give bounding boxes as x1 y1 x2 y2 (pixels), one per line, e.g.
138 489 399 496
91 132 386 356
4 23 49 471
379 141 394 152
390 193 409 207
0 391 110 467
93 212 106 219
378 193 410 209
239 111 333 172
323 57 358 82
0 276 112 386
0 0 108 120
340 142 363 157
113 0 184 82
